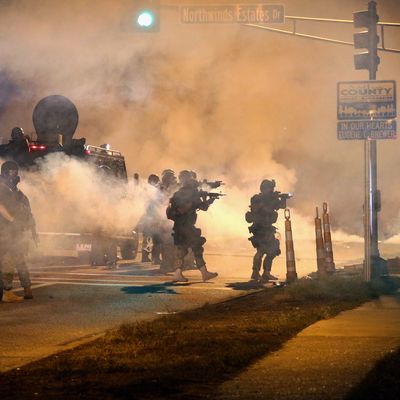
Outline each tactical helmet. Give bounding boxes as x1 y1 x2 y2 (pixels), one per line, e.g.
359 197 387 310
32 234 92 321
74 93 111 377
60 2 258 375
1 160 19 176
161 169 175 177
161 169 177 187
11 127 24 140
178 170 192 185
260 179 275 193
148 174 160 186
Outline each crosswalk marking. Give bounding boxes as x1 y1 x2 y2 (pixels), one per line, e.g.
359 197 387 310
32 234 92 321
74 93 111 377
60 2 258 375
31 278 234 290
24 263 250 292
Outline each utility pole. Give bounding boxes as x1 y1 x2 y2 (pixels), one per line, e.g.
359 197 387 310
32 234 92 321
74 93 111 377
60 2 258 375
243 3 399 282
354 0 382 281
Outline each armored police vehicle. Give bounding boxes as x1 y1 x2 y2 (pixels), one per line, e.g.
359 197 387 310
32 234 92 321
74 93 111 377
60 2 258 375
0 95 138 263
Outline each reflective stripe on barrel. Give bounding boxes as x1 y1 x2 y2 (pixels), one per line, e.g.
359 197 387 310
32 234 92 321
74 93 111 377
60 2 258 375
285 209 298 282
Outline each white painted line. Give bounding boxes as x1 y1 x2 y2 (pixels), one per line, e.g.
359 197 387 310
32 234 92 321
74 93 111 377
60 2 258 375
11 282 56 292
28 278 236 290
30 271 252 282
30 277 171 284
30 271 168 279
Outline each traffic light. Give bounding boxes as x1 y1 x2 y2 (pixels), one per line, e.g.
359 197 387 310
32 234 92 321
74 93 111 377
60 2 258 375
353 1 380 76
134 0 160 32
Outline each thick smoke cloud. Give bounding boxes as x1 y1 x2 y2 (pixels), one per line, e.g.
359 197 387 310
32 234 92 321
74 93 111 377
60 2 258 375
20 155 151 235
0 0 400 261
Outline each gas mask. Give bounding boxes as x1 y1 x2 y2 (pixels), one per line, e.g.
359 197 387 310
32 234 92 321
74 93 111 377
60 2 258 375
3 170 20 189
7 175 20 188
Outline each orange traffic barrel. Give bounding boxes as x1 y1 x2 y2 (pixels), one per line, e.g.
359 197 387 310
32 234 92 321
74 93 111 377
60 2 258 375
284 209 298 283
322 202 335 274
315 207 327 277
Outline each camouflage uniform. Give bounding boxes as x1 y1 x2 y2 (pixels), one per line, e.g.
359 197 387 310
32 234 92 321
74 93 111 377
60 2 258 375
246 180 286 281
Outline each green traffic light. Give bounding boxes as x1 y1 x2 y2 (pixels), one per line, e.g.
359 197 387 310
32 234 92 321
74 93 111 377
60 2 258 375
137 10 154 28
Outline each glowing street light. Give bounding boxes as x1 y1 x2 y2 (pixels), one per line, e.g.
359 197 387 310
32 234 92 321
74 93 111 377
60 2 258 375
134 1 159 31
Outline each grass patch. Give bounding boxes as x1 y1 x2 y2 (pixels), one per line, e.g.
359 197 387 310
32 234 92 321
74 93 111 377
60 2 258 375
1 276 399 400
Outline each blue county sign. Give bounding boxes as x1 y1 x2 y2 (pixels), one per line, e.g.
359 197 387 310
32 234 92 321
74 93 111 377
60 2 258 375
337 120 397 140
337 80 397 140
337 81 396 121
180 4 284 24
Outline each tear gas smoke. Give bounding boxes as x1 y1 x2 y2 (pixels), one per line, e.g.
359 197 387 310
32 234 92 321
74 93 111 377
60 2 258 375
19 155 154 236
1 0 400 267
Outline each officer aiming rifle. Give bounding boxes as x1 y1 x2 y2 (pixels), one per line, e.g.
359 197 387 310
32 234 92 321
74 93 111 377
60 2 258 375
246 179 292 283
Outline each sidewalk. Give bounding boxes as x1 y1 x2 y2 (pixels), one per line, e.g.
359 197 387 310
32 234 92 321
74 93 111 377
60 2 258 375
217 293 400 400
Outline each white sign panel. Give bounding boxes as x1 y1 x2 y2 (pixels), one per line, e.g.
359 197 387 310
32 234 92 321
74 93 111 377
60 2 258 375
337 80 396 121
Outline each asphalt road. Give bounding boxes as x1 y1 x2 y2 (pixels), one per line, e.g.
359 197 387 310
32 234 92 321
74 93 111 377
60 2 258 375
0 258 257 372
2 240 399 374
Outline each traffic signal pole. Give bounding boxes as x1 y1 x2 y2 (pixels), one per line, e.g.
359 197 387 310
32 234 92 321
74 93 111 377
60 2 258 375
243 2 400 281
358 1 380 281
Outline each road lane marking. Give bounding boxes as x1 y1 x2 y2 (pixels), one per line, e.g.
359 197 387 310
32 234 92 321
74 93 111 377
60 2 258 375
30 278 236 290
11 282 56 292
30 271 250 282
30 272 169 279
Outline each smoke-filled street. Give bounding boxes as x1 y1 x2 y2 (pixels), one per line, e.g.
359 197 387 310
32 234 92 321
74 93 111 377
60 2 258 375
1 1 400 399
0 0 399 254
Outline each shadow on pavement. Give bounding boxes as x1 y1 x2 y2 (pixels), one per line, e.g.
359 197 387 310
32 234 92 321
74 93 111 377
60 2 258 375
226 281 266 290
121 281 197 295
113 268 169 277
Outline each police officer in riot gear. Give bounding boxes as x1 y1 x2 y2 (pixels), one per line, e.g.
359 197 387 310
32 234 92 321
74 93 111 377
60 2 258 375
166 170 218 282
7 127 29 165
160 169 179 196
246 179 288 282
11 127 24 141
0 161 37 301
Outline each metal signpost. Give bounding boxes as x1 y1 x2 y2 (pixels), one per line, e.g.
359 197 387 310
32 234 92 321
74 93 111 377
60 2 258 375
237 1 400 281
180 4 284 24
179 1 400 281
337 78 397 280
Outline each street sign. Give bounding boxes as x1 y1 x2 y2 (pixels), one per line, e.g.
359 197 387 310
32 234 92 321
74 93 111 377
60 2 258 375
337 80 396 120
337 80 397 140
180 4 284 24
337 119 396 140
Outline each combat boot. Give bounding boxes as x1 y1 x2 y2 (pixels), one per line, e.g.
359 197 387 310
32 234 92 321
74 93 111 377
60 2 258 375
2 290 24 303
172 268 189 283
199 266 218 282
23 286 33 300
261 272 279 282
250 270 261 282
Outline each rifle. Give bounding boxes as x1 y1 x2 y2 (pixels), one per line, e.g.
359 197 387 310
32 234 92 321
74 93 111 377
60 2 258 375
202 179 224 189
276 191 293 201
199 190 226 201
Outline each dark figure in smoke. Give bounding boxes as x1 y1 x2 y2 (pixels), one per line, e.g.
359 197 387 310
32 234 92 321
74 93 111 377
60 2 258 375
160 169 179 195
0 161 37 302
133 172 140 186
166 170 218 282
246 179 287 282
139 174 162 264
158 169 179 272
6 127 29 166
